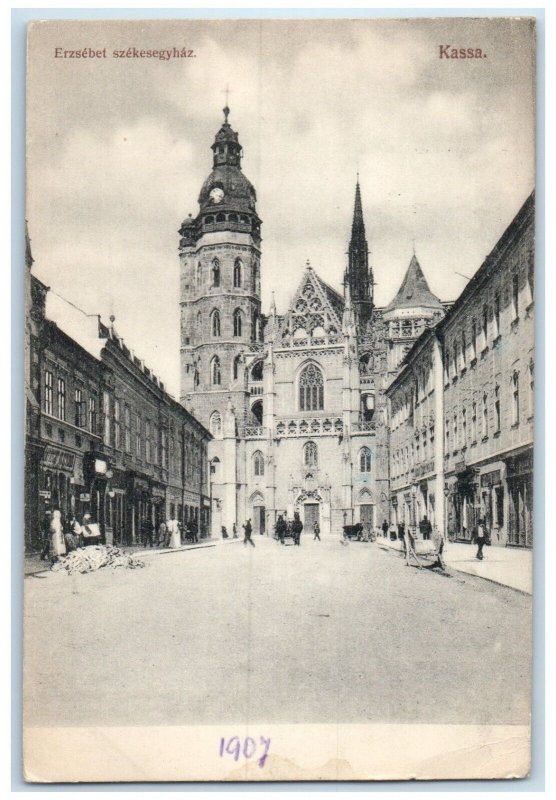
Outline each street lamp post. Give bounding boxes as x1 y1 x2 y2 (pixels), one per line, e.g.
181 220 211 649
411 483 417 537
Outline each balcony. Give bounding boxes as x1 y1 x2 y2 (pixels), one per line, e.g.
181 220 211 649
274 417 343 439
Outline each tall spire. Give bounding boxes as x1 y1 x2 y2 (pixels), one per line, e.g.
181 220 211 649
347 178 373 329
25 221 34 270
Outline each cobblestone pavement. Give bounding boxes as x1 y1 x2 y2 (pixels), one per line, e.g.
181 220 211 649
24 535 531 728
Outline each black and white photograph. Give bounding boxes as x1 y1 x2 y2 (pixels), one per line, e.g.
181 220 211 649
23 16 535 782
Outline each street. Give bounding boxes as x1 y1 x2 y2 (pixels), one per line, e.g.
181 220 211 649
24 535 531 729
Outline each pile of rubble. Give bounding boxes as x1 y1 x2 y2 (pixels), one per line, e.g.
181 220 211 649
51 545 146 575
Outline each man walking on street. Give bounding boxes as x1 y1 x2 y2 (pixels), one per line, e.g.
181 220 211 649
419 515 432 540
292 512 303 546
475 517 488 560
382 519 389 538
313 521 321 541
243 519 255 547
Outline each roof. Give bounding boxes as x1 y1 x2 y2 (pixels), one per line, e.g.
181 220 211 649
384 254 443 312
45 292 105 361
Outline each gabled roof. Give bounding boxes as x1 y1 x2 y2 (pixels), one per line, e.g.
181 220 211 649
385 254 443 312
284 262 345 333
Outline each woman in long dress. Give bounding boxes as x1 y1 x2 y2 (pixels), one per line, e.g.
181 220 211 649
49 509 66 563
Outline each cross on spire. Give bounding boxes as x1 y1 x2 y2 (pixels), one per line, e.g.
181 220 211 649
222 85 232 122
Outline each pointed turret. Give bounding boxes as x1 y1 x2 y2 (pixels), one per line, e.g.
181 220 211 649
347 178 373 329
385 253 443 313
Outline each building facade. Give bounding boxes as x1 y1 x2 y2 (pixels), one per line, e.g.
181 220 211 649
24 240 211 552
179 109 448 538
386 193 534 547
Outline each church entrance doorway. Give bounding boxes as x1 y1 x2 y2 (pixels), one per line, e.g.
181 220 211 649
360 503 375 537
303 503 320 533
253 505 266 535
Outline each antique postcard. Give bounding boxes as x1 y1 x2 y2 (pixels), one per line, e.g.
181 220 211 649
23 17 535 782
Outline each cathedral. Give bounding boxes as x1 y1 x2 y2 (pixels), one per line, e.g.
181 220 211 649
178 107 446 537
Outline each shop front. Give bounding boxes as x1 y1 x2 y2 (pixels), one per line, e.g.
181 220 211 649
127 473 150 544
83 452 111 543
38 445 76 522
479 466 506 546
446 466 480 542
506 450 533 547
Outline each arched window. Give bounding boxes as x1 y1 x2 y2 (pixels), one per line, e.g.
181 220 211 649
303 441 318 468
251 360 264 382
233 308 243 337
360 446 372 473
209 411 222 437
233 259 242 288
233 355 242 381
211 356 221 386
211 309 221 337
253 450 264 477
211 258 220 287
299 363 324 411
251 400 263 426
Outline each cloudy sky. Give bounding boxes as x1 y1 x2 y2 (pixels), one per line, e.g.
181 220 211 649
27 17 535 397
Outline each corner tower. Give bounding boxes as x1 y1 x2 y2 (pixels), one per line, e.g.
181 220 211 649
179 106 263 429
347 179 373 330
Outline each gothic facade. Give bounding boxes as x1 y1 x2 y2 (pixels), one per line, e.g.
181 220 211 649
179 108 446 537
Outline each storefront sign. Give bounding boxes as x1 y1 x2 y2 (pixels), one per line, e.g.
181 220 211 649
481 470 501 488
79 493 91 502
39 490 51 499
41 446 75 471
151 485 166 501
94 458 108 475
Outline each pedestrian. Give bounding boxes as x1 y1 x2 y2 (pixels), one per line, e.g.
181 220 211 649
475 517 488 560
64 514 80 553
397 521 406 541
243 519 255 547
157 519 167 547
419 515 432 540
221 525 229 539
313 521 321 541
232 523 238 539
292 512 303 546
40 510 52 560
49 509 66 564
381 519 389 537
275 514 286 545
167 516 181 549
142 518 154 548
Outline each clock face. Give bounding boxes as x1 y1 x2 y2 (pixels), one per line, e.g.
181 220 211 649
209 187 224 204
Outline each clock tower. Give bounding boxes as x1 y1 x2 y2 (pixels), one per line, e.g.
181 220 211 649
179 106 263 430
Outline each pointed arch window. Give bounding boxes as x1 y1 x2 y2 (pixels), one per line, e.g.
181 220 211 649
299 363 324 411
211 356 221 386
360 446 372 473
253 450 265 477
211 258 220 287
233 308 243 337
233 355 242 381
233 258 242 288
211 309 221 337
209 411 222 437
303 441 318 468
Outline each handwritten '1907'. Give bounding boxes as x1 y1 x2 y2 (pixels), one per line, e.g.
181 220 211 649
219 735 271 768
